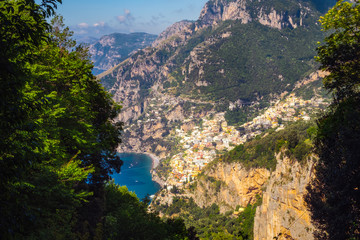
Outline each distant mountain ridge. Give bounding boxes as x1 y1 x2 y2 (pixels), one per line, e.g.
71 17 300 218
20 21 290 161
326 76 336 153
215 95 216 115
89 32 157 76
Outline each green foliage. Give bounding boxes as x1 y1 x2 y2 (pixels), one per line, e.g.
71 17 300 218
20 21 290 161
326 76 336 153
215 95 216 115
0 2 122 239
221 121 314 170
316 0 360 101
173 19 324 104
306 95 360 240
225 108 249 126
305 1 360 239
104 181 191 240
154 196 262 240
293 78 328 100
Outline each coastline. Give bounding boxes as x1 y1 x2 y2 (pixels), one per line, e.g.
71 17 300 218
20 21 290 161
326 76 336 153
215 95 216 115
145 152 160 169
134 152 165 187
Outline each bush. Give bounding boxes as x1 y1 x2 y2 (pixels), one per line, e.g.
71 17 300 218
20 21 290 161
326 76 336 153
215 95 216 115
222 121 315 169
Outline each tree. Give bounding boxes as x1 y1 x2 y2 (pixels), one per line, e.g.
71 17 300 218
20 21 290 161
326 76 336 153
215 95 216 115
305 1 360 239
0 1 122 238
316 0 360 101
103 181 190 240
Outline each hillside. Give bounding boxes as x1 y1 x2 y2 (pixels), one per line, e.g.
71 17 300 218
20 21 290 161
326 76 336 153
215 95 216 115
99 0 332 155
151 121 317 239
102 0 331 114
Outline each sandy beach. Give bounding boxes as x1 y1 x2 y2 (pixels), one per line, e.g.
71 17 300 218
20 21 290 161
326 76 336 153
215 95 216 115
145 152 160 169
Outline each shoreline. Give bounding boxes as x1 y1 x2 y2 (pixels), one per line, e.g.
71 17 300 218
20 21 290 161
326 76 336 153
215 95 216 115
145 152 160 169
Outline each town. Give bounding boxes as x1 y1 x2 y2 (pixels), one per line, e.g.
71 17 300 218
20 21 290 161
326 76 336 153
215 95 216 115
164 93 328 189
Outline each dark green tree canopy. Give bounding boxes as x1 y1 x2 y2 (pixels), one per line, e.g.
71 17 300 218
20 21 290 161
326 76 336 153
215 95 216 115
305 1 360 239
0 1 194 239
316 0 360 101
0 1 123 238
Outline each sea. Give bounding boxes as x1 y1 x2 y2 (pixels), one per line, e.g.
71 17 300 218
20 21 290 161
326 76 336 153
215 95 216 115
110 152 161 200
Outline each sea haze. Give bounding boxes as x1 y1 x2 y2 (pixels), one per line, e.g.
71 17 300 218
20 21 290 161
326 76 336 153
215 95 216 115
111 152 160 200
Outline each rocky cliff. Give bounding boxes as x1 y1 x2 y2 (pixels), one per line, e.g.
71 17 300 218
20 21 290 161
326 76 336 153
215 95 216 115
194 162 270 213
152 20 194 47
185 151 316 239
254 154 315 240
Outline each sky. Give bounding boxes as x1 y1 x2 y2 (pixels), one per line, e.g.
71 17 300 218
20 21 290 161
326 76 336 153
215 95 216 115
54 0 208 40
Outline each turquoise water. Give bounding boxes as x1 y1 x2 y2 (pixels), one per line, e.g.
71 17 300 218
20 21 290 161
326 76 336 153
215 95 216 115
111 153 161 200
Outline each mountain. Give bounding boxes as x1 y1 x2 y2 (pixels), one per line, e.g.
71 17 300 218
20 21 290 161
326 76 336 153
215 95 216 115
89 32 157 77
151 121 317 239
100 0 332 125
99 0 336 238
75 35 99 44
152 20 194 47
98 0 333 158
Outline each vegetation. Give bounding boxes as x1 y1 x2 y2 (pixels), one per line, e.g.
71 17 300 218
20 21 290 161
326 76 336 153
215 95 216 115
103 181 191 240
219 121 314 170
293 79 328 100
224 104 269 126
0 1 190 239
305 1 360 239
172 19 324 103
153 196 262 240
167 14 327 125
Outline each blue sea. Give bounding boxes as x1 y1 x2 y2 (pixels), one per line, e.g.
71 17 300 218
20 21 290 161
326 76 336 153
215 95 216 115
111 153 161 200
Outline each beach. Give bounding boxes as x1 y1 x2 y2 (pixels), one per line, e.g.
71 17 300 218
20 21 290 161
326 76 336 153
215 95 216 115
145 152 160 169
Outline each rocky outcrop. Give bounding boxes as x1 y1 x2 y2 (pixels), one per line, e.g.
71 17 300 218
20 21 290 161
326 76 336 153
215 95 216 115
197 0 251 28
184 150 316 238
152 20 194 47
294 70 328 90
258 8 289 30
196 0 317 30
193 162 270 213
253 154 316 240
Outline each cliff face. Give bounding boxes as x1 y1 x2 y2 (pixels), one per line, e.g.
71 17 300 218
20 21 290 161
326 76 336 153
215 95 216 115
197 0 251 28
184 149 316 239
193 162 270 213
253 154 315 240
196 0 326 30
152 20 194 47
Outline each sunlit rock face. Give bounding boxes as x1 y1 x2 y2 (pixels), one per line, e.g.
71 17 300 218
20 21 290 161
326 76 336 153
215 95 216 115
254 154 316 240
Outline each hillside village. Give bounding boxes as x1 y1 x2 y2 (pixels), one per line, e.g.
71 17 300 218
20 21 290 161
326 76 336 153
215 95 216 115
160 93 328 189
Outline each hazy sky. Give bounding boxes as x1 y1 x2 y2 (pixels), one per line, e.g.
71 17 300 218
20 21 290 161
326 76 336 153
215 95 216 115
55 0 208 39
